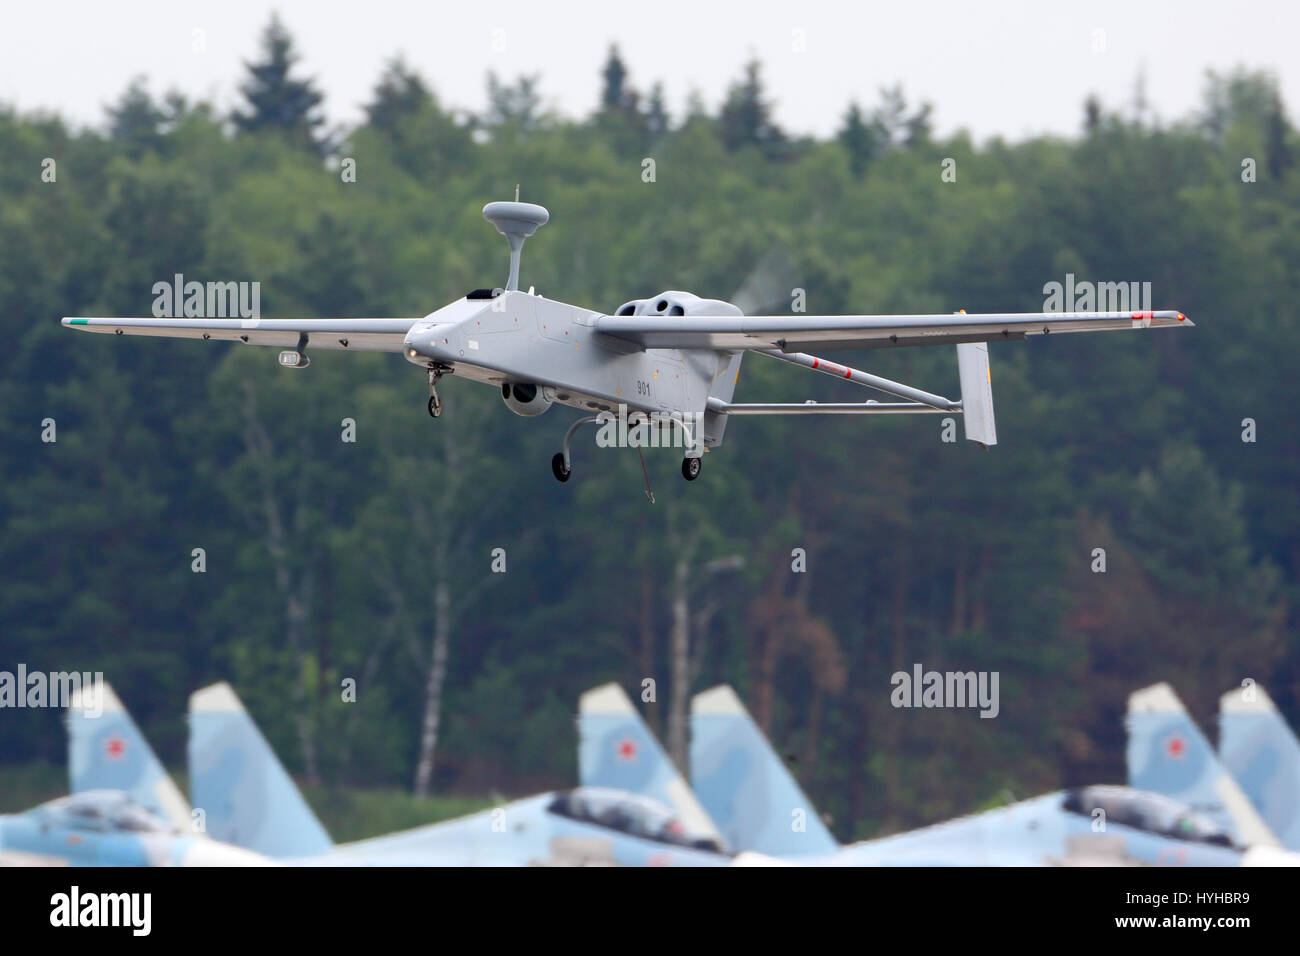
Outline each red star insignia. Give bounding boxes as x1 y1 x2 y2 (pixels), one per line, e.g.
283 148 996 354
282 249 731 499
1165 735 1186 759
616 738 637 760
105 736 126 759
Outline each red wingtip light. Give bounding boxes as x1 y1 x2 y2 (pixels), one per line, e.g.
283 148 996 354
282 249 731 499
1177 312 1186 321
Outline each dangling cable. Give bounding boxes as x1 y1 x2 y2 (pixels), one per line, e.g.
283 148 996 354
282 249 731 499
636 445 655 504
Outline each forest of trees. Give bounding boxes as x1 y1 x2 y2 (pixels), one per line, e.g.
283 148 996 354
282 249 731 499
1 18 1297 841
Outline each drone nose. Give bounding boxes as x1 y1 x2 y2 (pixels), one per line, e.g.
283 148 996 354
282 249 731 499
403 323 454 366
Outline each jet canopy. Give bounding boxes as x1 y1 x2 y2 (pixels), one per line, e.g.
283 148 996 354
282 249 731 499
548 786 727 854
1062 785 1234 848
36 790 177 834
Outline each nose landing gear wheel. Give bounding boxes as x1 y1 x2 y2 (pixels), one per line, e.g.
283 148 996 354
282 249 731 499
551 453 571 483
427 367 445 418
681 457 702 481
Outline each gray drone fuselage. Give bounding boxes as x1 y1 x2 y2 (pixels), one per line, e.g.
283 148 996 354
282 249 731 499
61 197 1193 481
402 289 742 448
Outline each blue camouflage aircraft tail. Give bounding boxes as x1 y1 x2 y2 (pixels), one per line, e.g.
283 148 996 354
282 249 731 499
1220 684 1300 851
188 682 333 859
1126 682 1277 847
577 683 723 844
67 680 192 831
690 684 838 857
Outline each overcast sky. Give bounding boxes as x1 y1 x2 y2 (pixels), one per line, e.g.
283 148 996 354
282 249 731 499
2 0 1296 141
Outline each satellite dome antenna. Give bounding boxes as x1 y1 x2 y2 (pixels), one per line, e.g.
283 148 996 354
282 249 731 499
482 187 549 292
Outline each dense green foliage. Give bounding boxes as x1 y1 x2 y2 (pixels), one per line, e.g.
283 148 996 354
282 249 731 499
1 26 1297 840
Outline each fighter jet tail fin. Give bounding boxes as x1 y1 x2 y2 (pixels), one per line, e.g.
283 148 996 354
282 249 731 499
67 680 193 831
1126 683 1277 848
188 682 333 859
1220 684 1300 851
577 683 723 845
691 685 838 856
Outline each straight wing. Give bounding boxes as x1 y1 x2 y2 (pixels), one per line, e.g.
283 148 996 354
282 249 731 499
62 317 420 352
590 310 1191 351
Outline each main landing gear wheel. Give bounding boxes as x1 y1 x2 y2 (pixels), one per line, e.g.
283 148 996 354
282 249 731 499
681 457 702 481
551 453 571 483
427 394 442 418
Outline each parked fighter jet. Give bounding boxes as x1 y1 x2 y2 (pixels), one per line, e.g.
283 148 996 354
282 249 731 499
0 683 268 866
62 198 1192 483
188 682 732 866
581 682 1277 865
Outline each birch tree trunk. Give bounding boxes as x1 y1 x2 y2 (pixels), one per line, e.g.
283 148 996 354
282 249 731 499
411 419 465 797
243 383 319 783
667 556 691 774
413 572 451 797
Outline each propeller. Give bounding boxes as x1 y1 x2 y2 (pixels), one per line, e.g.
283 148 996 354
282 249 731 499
729 244 801 316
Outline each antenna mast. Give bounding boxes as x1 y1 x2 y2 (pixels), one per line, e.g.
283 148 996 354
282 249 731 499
482 197 549 292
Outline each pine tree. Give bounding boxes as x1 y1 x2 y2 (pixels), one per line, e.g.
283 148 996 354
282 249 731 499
838 101 877 175
599 45 628 112
107 77 165 154
232 15 326 152
366 58 431 132
1084 95 1102 135
485 72 542 133
717 60 785 154
645 83 670 140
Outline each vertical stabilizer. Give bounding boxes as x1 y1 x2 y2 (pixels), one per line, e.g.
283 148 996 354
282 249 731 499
67 681 192 831
188 682 333 858
956 341 996 447
691 685 838 856
577 683 722 844
1220 684 1300 851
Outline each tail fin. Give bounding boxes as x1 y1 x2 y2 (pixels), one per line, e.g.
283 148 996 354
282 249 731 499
691 685 838 856
1126 683 1277 847
956 342 996 447
577 683 722 843
66 681 192 830
703 352 744 448
1220 684 1300 851
188 682 332 859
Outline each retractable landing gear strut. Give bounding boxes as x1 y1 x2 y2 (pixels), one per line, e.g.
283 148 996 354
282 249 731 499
551 415 601 482
427 366 449 418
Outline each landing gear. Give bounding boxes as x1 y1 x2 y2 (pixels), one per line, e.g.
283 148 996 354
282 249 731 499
427 367 445 418
681 456 702 481
551 415 601 484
